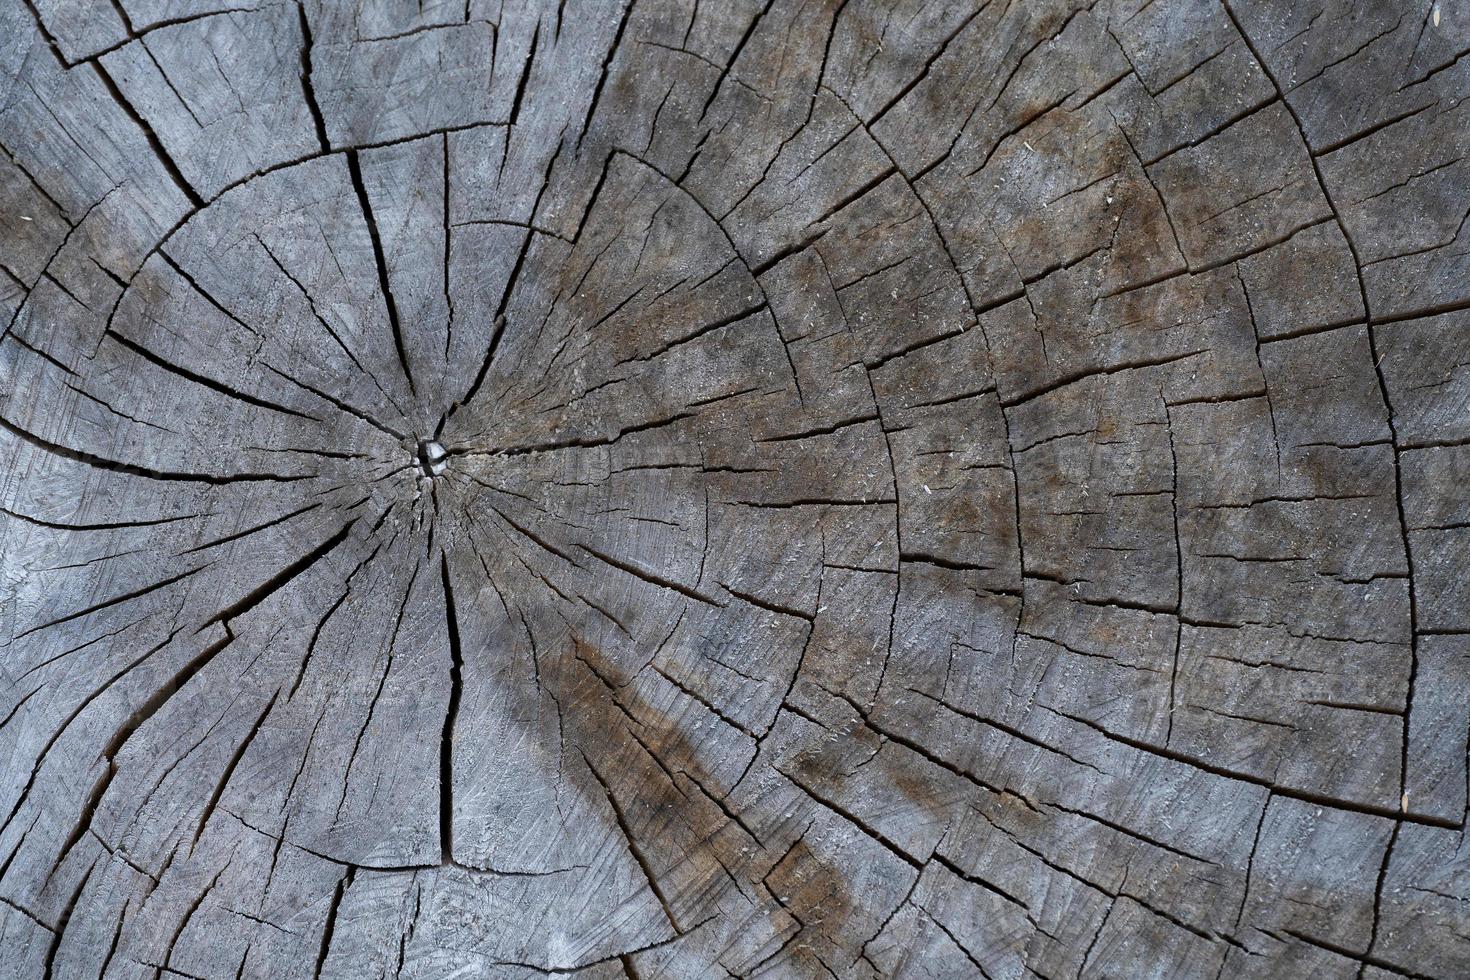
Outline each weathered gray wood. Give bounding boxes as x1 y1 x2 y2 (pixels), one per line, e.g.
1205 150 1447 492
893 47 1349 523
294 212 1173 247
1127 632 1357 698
1 0 1468 977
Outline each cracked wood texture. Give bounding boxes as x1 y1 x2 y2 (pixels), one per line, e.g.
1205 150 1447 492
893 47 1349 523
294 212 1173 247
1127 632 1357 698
1 0 1468 976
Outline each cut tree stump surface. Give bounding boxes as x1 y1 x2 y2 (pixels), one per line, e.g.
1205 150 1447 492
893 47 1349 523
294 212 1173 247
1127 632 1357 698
1 0 1468 977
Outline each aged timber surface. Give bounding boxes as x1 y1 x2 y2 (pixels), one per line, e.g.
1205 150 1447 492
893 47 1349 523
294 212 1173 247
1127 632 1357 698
1 0 1468 976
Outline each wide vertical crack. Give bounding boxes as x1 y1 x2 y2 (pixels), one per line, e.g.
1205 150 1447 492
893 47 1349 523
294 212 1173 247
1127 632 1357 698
438 551 464 866
346 149 418 398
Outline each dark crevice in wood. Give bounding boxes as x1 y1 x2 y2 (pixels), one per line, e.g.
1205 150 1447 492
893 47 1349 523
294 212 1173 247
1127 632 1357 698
296 4 330 153
90 61 204 208
345 149 418 398
438 551 463 866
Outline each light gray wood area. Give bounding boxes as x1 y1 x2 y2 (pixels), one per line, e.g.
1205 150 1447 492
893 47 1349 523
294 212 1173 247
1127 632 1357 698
1 0 1468 976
